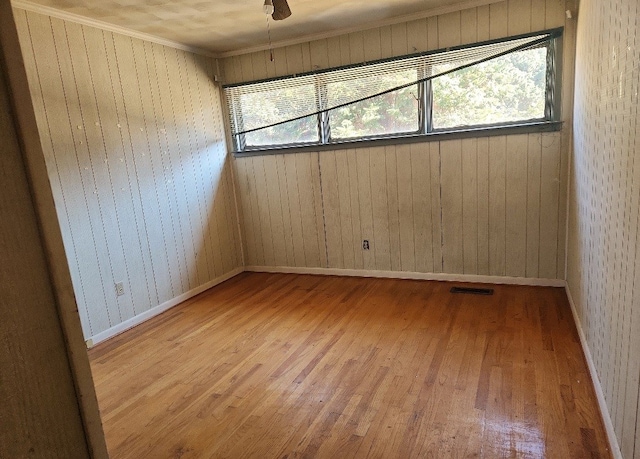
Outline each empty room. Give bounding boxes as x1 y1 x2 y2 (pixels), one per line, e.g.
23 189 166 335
1 0 638 457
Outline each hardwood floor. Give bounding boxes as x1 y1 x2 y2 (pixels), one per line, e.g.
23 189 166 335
89 273 611 458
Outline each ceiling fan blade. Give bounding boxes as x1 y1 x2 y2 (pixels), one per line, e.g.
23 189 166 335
272 0 291 20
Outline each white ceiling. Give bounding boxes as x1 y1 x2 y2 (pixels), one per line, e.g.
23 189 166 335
14 0 485 55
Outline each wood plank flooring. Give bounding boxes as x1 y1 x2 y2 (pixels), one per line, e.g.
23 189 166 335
89 273 612 458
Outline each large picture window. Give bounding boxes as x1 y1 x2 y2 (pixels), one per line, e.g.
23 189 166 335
224 29 562 153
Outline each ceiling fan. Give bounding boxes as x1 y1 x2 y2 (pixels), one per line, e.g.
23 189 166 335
263 0 292 20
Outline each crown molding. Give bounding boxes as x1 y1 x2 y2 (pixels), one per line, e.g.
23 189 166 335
217 0 505 58
11 0 218 58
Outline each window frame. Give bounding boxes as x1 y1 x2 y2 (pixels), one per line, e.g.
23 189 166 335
224 28 563 156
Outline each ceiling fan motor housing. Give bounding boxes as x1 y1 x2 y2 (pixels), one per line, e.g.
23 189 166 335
272 0 292 20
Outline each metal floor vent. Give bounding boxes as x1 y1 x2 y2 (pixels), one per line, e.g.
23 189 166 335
450 286 494 295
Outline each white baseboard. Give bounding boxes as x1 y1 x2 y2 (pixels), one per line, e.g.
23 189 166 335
564 284 622 459
244 265 566 287
87 267 243 347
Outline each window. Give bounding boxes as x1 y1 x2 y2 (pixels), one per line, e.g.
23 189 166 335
326 69 420 140
431 46 549 129
224 29 561 153
229 75 320 149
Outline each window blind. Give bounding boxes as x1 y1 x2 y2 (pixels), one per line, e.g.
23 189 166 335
224 30 560 140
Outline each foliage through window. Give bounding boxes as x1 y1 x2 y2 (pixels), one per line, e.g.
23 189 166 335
224 30 561 152
431 46 548 129
327 70 420 140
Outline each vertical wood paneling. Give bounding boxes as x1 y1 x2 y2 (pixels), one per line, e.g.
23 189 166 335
396 145 415 272
411 143 434 273
326 36 342 68
346 149 364 269
263 156 288 266
310 153 328 268
489 2 508 39
391 23 408 56
505 135 528 277
507 0 532 35
309 40 329 71
379 26 393 58
539 132 561 278
144 41 188 291
488 136 507 276
461 138 478 274
370 147 391 271
349 31 365 64
153 43 194 288
460 8 478 45
234 159 259 266
357 148 376 270
530 0 546 31
440 140 464 274
164 47 204 287
252 156 276 266
476 5 491 41
207 56 242 271
406 18 428 53
526 134 542 278
268 47 286 77
336 152 355 268
221 2 569 282
239 54 254 84
276 155 295 266
429 142 444 273
320 152 343 268
363 28 382 62
285 44 305 75
544 0 565 28
79 21 133 327
110 33 159 311
338 35 351 66
426 16 439 50
297 153 324 267
568 1 640 456
250 51 268 80
385 146 401 272
20 15 103 336
476 138 490 275
283 155 306 267
437 12 461 48
17 10 242 339
129 35 178 302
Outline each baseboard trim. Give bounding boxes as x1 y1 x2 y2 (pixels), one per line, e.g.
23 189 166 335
564 284 622 459
87 267 243 347
244 265 566 287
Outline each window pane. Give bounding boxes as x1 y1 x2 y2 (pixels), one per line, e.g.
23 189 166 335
431 47 547 129
327 70 419 140
239 85 319 146
244 116 318 147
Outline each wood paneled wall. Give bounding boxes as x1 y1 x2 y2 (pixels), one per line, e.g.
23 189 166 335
567 0 640 457
14 10 242 340
235 136 565 277
226 0 571 280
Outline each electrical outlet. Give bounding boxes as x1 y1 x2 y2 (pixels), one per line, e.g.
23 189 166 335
362 239 370 250
115 281 125 296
